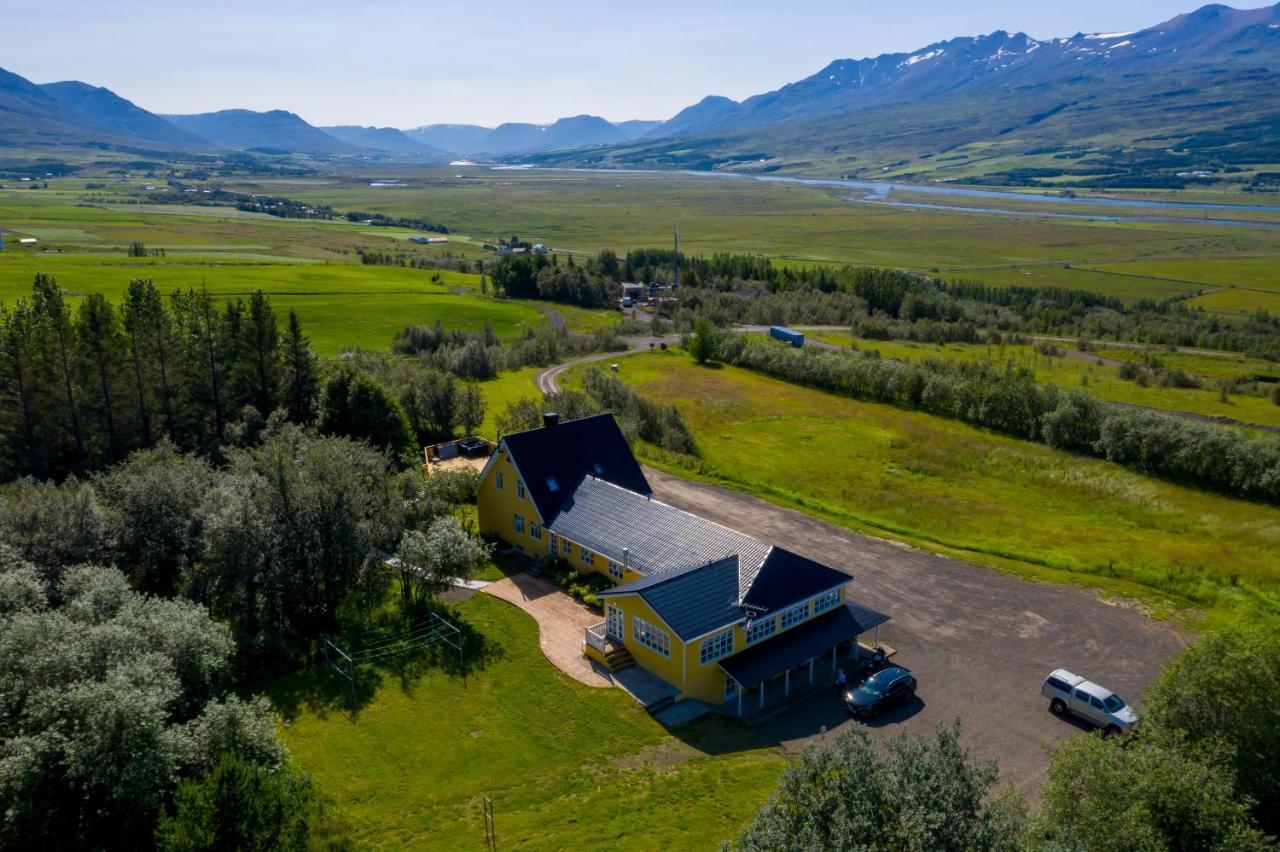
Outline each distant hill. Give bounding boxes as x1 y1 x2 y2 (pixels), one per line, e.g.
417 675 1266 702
643 3 1280 139
525 2 1280 183
164 110 361 155
404 123 493 155
407 115 634 156
477 115 625 155
616 119 664 140
0 66 210 150
39 81 208 149
320 125 447 157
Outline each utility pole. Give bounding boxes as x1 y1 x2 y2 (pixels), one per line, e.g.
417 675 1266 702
672 227 681 290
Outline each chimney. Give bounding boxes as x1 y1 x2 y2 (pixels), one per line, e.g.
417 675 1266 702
543 412 560 429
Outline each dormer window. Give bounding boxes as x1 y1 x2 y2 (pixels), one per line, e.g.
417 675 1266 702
546 477 559 492
593 463 604 476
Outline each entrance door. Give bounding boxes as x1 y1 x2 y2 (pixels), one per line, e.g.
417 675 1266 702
605 605 625 641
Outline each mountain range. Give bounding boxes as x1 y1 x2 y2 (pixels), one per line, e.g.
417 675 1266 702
1 2 1277 177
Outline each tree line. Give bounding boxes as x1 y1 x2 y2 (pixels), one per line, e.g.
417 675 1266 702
0 275 321 480
711 333 1280 504
0 421 492 848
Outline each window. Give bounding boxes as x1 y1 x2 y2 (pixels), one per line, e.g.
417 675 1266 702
513 514 525 534
745 616 776 645
546 476 559 492
495 471 504 491
724 677 738 698
581 549 594 566
608 561 624 580
530 523 541 540
517 480 526 500
700 630 734 665
779 602 809 630
592 463 604 475
1046 677 1070 693
562 540 572 555
813 590 841 615
632 616 670 657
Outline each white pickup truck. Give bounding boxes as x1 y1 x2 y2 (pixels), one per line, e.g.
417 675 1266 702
1041 669 1138 734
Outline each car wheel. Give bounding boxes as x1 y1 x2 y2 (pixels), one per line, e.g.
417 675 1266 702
1050 698 1066 715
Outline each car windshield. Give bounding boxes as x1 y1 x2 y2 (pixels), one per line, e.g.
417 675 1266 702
1103 694 1126 712
859 680 885 696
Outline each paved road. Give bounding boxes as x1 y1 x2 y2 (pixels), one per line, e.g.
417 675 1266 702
643 466 1189 797
537 336 678 394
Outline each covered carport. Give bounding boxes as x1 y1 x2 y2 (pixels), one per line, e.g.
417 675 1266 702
721 601 891 717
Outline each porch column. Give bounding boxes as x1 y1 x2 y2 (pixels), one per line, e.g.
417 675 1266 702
875 625 880 647
736 682 743 718
832 646 837 671
785 670 790 697
759 683 765 711
809 658 814 684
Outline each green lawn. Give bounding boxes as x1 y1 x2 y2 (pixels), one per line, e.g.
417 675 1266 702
273 593 785 850
804 333 1280 430
565 350 1280 628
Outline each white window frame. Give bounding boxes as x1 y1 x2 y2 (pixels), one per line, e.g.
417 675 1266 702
581 549 594 566
496 471 504 490
779 601 810 630
745 616 777 645
700 629 734 665
813 590 841 615
530 522 541 540
513 513 525 534
607 561 624 580
632 615 670 658
724 677 738 698
562 539 572 555
517 480 526 500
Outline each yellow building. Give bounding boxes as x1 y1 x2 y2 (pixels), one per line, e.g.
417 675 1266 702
477 412 890 715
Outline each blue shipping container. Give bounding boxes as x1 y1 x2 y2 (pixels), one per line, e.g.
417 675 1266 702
769 326 805 348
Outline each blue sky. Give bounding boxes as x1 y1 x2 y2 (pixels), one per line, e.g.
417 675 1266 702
1 0 1251 127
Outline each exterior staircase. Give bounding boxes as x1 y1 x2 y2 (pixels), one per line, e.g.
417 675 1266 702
604 644 635 672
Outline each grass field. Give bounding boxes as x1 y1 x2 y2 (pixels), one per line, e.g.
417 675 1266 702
194 169 1280 303
564 351 1280 628
803 333 1280 430
273 593 785 850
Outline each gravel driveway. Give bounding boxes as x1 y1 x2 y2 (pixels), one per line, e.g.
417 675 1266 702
644 466 1190 796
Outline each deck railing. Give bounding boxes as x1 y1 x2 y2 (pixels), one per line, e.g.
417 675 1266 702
585 622 608 653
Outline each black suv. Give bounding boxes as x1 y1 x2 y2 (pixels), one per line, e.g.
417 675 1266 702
843 666 917 718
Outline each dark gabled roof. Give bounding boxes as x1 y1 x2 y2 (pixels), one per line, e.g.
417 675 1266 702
501 414 650 521
720 601 891 689
598 556 745 641
549 476 771 583
742 548 849 614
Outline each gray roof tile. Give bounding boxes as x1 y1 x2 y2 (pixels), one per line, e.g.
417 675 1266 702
548 476 771 590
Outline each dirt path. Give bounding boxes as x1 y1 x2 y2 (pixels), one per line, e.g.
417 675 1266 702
642 466 1189 796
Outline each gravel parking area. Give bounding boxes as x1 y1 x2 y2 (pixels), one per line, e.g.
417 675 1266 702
645 466 1189 795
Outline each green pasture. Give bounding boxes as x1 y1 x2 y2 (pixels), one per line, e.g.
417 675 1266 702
274 593 785 850
0 253 548 356
212 169 1280 294
1186 287 1280 316
566 351 1280 628
803 333 1280 430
